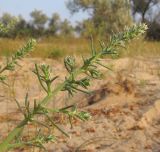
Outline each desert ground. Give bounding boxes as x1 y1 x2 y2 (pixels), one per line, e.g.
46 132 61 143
0 57 160 152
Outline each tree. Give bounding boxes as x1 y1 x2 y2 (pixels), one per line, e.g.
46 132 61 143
0 13 17 26
75 19 96 37
60 19 74 36
67 0 133 38
11 15 28 37
0 13 18 37
30 10 48 30
48 13 61 35
131 0 160 22
147 11 160 39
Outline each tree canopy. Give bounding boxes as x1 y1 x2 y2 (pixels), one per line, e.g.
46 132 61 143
0 0 160 39
67 0 133 38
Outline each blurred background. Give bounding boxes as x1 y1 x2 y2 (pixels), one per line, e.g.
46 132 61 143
0 0 160 58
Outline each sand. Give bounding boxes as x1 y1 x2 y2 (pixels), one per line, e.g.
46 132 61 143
0 57 160 152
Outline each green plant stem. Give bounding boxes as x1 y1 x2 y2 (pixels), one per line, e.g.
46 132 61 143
0 24 148 152
0 44 127 152
0 83 64 151
40 83 65 105
0 69 85 152
0 120 27 152
8 142 27 150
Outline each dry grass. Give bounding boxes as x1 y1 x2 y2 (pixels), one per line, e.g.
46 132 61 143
0 37 160 59
122 37 160 57
0 37 90 58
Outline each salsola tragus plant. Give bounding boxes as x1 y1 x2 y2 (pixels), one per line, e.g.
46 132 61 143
0 23 148 152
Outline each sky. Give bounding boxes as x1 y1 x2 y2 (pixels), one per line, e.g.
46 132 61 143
0 0 89 25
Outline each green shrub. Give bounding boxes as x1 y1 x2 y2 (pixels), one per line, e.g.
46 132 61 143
0 23 147 152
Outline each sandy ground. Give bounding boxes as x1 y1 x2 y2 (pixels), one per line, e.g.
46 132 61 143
0 57 160 152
